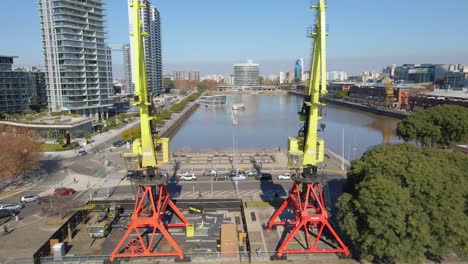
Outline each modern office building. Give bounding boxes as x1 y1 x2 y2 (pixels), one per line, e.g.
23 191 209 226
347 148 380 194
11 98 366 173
234 60 260 86
0 56 32 113
38 0 113 118
188 70 200 81
128 0 163 95
294 59 302 83
123 44 133 94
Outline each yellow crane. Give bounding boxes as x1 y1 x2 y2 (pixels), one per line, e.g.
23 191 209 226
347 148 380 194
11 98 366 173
111 1 189 261
266 1 349 258
123 1 169 174
287 1 327 175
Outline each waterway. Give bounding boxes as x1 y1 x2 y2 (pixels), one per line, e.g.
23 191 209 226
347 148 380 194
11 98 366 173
170 94 401 160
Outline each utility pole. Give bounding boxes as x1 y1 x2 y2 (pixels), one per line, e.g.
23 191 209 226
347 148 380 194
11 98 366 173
341 127 345 170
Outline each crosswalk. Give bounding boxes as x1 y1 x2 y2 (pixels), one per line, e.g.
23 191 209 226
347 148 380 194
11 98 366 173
28 181 62 190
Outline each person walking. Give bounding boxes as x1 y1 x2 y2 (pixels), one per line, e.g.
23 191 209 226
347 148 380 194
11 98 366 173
3 225 8 236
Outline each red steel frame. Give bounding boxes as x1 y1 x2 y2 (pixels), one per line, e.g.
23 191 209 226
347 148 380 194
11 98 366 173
110 184 189 261
266 181 349 258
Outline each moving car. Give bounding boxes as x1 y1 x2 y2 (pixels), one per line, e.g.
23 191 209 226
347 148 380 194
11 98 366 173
77 149 87 156
54 187 76 196
231 174 246 181
214 174 229 181
0 203 24 211
277 173 292 180
255 173 273 181
180 174 197 181
176 171 190 177
21 195 40 203
203 170 217 177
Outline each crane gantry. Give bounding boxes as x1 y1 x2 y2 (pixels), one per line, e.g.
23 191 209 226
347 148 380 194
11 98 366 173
265 0 349 259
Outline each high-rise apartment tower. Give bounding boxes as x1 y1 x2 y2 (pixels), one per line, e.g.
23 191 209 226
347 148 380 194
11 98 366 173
128 0 163 95
38 0 113 117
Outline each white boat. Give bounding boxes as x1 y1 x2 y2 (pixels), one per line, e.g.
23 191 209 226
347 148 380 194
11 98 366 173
232 103 245 110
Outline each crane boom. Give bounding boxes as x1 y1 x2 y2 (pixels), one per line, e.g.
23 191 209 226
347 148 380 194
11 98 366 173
124 0 168 172
288 0 327 173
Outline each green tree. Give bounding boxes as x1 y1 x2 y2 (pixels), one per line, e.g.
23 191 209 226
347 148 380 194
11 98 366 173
56 135 64 145
106 117 117 129
397 104 468 147
196 82 207 92
117 113 126 124
335 90 349 99
337 143 468 263
163 79 175 93
83 131 91 141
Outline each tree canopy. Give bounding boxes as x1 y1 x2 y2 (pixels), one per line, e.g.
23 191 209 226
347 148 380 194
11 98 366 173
337 143 468 263
397 104 468 147
0 127 42 182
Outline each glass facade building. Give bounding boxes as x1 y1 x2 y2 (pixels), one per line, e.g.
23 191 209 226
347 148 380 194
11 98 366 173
0 56 46 113
234 60 260 86
38 0 113 117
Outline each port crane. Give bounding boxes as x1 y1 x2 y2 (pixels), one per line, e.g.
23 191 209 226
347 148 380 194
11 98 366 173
265 0 349 259
110 0 189 261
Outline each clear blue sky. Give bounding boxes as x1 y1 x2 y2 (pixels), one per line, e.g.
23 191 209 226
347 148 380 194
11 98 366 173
1 0 467 77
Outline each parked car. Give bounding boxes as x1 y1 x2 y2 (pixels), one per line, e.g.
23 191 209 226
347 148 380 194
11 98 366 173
21 195 40 203
214 174 229 181
277 173 292 180
126 171 143 180
180 174 197 181
203 170 217 177
0 203 24 211
231 174 247 181
228 169 238 177
245 171 257 177
0 209 13 219
113 140 124 147
255 173 273 181
54 187 76 196
77 149 87 156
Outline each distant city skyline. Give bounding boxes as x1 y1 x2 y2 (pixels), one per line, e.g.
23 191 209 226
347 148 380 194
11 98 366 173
1 0 468 78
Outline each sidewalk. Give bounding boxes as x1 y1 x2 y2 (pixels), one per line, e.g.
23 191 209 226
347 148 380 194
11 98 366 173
42 120 140 160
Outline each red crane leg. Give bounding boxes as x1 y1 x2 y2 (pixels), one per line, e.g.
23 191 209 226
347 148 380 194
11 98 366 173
110 184 190 262
265 181 350 258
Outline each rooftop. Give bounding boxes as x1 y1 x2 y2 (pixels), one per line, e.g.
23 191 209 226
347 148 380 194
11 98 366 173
0 114 94 128
424 88 468 99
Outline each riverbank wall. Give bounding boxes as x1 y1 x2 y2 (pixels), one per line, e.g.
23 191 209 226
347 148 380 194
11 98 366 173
288 90 408 120
160 102 199 139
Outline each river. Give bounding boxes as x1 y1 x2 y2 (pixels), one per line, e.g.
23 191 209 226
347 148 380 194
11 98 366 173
170 94 401 160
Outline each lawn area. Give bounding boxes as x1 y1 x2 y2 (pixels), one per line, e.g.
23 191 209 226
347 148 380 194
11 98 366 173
42 142 79 152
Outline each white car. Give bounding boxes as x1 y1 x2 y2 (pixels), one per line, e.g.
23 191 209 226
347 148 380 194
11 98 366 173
203 170 217 177
176 171 190 177
231 174 246 181
0 203 24 211
21 195 40 203
180 174 197 181
277 173 292 180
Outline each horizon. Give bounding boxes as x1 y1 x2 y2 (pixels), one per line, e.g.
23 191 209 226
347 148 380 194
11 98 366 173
1 0 468 78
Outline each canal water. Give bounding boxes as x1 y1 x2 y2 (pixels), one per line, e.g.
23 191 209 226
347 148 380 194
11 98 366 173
170 94 401 160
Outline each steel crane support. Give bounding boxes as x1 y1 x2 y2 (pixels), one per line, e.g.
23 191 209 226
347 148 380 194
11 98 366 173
265 0 349 259
110 0 188 261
